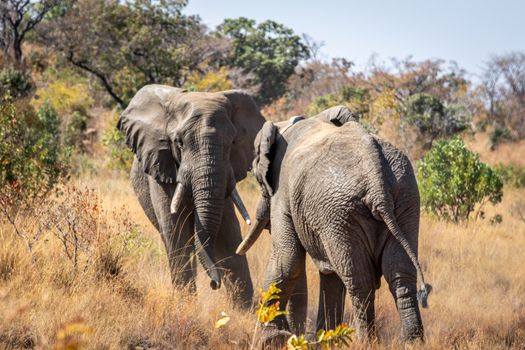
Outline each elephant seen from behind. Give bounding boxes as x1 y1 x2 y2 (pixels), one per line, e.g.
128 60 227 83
237 106 431 343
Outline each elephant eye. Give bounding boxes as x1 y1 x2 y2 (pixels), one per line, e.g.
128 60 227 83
175 137 183 149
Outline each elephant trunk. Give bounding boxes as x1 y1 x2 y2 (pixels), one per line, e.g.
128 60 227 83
191 144 225 290
236 196 270 255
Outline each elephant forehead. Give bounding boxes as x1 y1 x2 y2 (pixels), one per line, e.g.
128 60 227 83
177 92 230 111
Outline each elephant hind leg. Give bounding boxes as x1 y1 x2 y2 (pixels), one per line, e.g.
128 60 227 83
382 237 424 341
349 289 376 340
322 231 377 339
381 207 425 341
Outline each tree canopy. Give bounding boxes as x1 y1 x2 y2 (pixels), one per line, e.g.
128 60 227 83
39 0 225 108
0 0 61 65
216 17 310 106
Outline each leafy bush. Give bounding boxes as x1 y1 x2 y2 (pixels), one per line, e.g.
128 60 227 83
0 67 33 98
102 110 134 171
417 137 503 222
307 85 370 118
249 283 353 349
64 111 88 149
185 67 233 92
489 126 512 150
403 93 470 148
494 163 525 188
32 76 93 151
32 79 93 116
0 97 70 208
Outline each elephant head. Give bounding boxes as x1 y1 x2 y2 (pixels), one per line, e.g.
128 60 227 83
236 118 296 255
118 85 265 289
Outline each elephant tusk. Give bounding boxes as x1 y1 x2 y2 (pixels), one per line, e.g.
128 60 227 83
231 188 251 225
236 218 268 255
170 183 185 214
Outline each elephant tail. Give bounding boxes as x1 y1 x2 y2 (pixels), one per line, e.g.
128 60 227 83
380 210 432 308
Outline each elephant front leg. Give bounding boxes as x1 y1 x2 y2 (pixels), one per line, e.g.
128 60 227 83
316 272 346 331
149 179 197 291
215 198 254 309
163 208 197 291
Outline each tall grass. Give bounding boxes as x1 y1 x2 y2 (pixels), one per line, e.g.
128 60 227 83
1 169 524 349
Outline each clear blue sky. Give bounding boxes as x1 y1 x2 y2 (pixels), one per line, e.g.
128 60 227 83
184 0 525 76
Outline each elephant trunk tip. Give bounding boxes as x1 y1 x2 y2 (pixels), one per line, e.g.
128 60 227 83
417 283 432 308
210 278 221 290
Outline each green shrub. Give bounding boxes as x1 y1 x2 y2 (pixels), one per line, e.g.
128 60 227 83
494 163 525 188
307 85 370 118
417 137 503 222
489 126 512 150
403 93 470 148
0 67 33 98
0 97 70 208
250 283 353 349
64 110 88 149
102 110 133 172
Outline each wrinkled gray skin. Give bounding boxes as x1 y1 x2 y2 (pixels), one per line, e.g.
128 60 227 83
118 85 265 307
237 106 430 345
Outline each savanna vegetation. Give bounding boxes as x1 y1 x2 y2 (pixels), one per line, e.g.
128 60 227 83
1 0 525 348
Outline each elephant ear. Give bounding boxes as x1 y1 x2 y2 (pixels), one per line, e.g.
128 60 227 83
117 85 184 183
254 121 277 197
222 90 266 182
314 105 358 126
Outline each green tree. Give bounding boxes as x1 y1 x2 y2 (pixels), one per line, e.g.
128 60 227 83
40 0 222 108
216 17 310 106
0 66 33 97
0 0 61 64
417 137 503 222
307 85 370 117
481 52 525 143
101 110 133 172
0 96 69 208
403 93 470 148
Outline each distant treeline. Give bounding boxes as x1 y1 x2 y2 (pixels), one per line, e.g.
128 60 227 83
1 0 524 158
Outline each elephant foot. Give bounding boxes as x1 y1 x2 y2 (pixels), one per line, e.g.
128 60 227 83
397 293 425 342
256 324 292 350
400 325 425 343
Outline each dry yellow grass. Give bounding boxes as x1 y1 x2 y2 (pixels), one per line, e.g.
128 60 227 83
1 165 525 349
465 132 525 167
